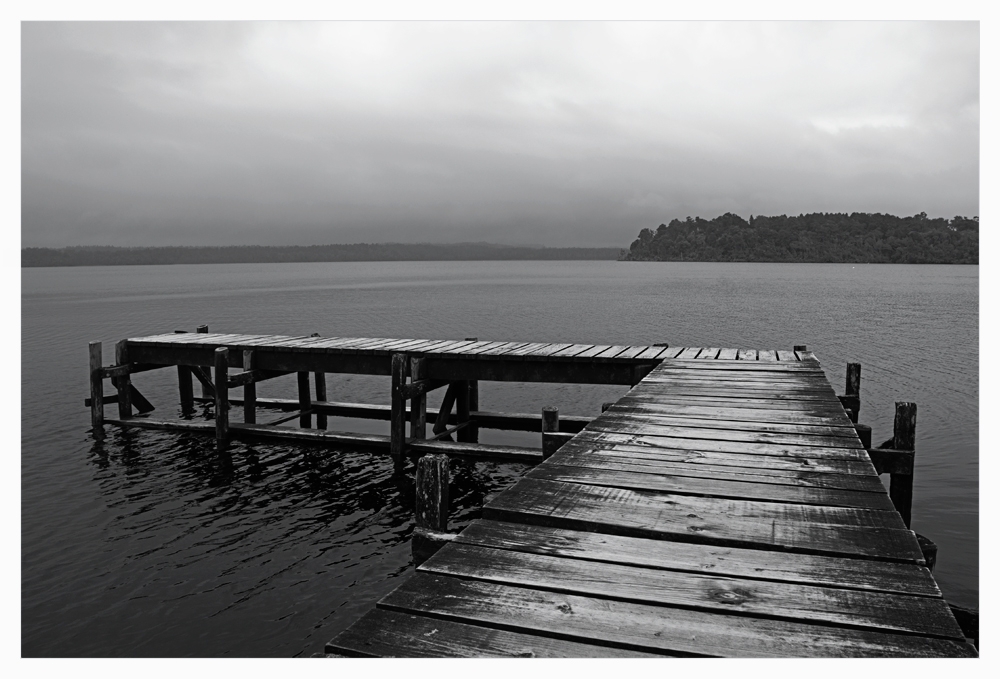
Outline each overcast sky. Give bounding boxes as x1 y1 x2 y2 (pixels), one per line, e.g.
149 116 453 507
21 21 979 248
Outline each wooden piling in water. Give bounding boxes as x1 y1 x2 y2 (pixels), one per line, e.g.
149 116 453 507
297 372 311 428
243 350 256 424
174 330 194 412
412 453 451 565
214 347 229 450
390 353 407 468
541 406 560 460
464 338 479 443
89 341 104 431
314 372 327 429
846 362 861 397
890 401 917 528
410 357 427 439
839 362 861 424
456 380 472 443
196 325 210 399
114 340 133 419
854 423 872 449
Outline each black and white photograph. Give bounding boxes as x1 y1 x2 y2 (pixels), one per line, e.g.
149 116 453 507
17 5 983 663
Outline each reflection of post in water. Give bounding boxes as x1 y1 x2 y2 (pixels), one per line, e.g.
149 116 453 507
112 426 141 466
88 434 110 469
244 445 264 482
208 443 234 488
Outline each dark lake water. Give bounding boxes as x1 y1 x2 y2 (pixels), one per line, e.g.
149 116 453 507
21 261 978 657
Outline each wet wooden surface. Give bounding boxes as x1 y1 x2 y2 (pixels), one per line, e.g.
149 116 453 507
126 332 684 363
323 348 974 657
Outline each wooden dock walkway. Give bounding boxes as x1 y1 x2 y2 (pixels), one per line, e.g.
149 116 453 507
325 350 975 658
83 331 974 657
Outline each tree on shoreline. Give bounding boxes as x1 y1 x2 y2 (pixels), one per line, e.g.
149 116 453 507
621 212 978 264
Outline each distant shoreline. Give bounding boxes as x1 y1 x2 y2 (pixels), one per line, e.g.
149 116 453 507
21 243 623 267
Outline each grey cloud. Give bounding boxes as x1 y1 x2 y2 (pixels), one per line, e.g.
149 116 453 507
21 21 979 248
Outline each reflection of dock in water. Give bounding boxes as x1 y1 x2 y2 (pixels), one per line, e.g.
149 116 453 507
83 331 977 657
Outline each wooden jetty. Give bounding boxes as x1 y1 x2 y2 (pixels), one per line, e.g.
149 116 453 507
84 332 976 657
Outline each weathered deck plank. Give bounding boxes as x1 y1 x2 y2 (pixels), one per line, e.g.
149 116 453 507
454 521 942 596
529 462 896 509
377 575 974 658
418 542 961 637
327 608 658 657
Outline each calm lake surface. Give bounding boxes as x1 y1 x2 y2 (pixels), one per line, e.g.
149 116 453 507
21 261 978 657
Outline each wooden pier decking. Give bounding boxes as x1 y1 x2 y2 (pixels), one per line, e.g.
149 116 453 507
84 332 975 657
324 350 975 658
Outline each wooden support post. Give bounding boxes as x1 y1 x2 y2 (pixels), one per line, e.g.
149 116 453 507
114 340 133 419
390 353 407 468
409 357 427 439
456 380 472 443
214 347 229 450
793 345 808 352
432 382 460 437
464 338 480 443
845 362 861 423
297 372 311 428
174 330 194 412
949 604 979 649
177 366 194 412
541 406 560 459
413 454 450 565
415 454 449 531
846 362 861 396
89 341 104 432
915 533 938 571
836 362 862 423
890 401 916 528
892 401 917 450
854 423 872 449
467 380 479 442
314 372 327 430
196 325 211 399
243 350 256 424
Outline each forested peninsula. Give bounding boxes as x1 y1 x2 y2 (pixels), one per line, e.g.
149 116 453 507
22 243 620 267
621 212 978 264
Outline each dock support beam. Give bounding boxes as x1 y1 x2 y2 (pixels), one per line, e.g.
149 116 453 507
412 454 452 566
314 372 327 430
839 362 861 423
175 330 194 412
390 353 407 469
214 347 229 450
432 381 459 439
297 372 311 428
854 423 872 449
890 402 916 528
410 357 427 440
541 407 560 460
464 338 479 443
456 380 472 443
114 340 133 419
89 341 104 433
243 350 256 424
196 325 210 400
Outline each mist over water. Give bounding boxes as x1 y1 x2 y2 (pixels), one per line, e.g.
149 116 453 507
21 261 978 656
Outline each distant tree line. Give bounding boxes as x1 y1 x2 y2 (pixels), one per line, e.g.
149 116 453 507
620 212 978 264
22 243 621 267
